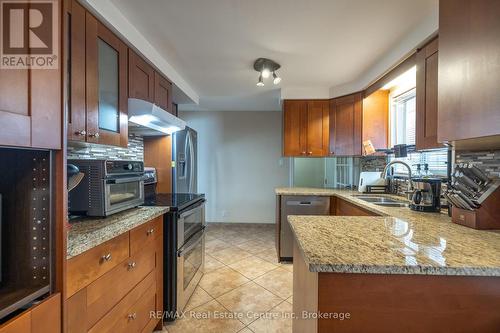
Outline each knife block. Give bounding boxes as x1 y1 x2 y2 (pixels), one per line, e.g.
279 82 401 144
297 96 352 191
451 185 500 229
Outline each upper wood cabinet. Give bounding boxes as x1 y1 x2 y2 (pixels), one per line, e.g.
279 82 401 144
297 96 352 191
438 0 500 146
416 38 442 150
329 93 363 156
128 50 155 103
283 100 329 157
362 90 389 154
154 72 173 113
65 0 128 147
0 2 61 149
129 50 174 114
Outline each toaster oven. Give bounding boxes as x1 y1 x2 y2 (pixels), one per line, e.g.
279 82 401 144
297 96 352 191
68 159 145 217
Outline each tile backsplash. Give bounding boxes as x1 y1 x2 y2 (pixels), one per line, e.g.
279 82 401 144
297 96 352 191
67 136 144 161
455 149 500 179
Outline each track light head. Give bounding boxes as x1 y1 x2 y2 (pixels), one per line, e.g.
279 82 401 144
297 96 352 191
273 71 281 85
256 74 264 87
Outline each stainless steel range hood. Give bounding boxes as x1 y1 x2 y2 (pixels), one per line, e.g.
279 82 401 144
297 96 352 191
128 98 186 136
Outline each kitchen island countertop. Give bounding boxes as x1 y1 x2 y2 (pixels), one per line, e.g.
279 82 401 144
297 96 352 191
276 187 500 276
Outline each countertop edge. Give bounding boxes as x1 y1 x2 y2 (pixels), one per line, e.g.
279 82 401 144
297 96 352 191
67 206 169 259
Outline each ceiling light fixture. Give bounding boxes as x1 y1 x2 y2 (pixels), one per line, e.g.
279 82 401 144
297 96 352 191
256 74 264 87
253 58 281 86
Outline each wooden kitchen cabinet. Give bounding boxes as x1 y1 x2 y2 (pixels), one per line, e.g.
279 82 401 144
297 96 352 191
65 0 128 147
438 0 500 147
129 50 174 114
283 100 329 157
66 216 164 333
0 294 61 333
154 72 173 113
128 50 155 103
362 90 389 154
0 3 61 149
416 38 442 150
329 93 363 156
86 16 129 147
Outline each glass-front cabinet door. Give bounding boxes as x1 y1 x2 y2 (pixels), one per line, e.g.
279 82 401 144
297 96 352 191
85 13 128 147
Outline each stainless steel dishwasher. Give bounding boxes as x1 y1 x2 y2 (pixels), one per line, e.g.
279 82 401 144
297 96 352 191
280 195 330 260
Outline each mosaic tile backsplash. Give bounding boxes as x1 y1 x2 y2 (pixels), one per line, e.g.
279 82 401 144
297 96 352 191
67 136 144 161
455 149 500 179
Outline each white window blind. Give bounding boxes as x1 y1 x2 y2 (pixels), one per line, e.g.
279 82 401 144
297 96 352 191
389 149 449 177
390 89 416 146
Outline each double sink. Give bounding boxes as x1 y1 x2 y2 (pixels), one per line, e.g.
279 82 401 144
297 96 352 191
353 195 409 208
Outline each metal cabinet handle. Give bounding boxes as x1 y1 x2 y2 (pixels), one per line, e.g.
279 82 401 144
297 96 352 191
128 313 137 320
101 253 112 262
330 151 334 155
146 228 154 236
89 132 100 138
308 151 312 155
301 151 306 155
127 261 136 270
75 130 86 136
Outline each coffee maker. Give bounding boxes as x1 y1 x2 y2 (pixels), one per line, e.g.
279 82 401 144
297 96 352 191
410 178 441 212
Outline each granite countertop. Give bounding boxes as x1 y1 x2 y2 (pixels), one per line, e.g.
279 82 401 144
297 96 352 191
67 206 169 259
276 187 500 276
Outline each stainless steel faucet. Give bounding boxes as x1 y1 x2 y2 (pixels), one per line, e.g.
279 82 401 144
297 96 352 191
382 160 414 195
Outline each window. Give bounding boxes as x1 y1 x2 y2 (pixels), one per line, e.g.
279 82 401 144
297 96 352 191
390 89 416 147
389 149 449 177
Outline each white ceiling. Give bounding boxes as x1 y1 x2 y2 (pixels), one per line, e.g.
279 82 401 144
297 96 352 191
111 0 438 111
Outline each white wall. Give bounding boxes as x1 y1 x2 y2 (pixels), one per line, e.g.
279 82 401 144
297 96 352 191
180 111 290 224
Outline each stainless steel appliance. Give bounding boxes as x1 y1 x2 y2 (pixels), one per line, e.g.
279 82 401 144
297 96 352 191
68 159 145 217
142 193 206 322
410 178 441 212
279 196 330 260
143 167 158 199
173 127 197 193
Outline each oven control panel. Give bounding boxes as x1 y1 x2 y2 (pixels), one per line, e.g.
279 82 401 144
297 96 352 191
105 160 144 175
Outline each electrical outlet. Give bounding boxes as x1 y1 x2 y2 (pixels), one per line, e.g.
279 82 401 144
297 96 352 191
221 210 227 218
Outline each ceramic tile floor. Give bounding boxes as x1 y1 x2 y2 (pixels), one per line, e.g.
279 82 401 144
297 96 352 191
161 223 293 333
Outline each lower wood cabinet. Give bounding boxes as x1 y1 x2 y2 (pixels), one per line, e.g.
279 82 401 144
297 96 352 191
333 197 379 216
0 294 61 333
66 216 163 333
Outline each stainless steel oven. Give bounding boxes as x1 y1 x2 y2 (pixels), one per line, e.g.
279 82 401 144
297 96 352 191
69 159 144 217
176 200 205 311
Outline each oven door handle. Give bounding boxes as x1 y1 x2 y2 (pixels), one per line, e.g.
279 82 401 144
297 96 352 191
177 227 205 257
106 177 143 184
179 200 206 219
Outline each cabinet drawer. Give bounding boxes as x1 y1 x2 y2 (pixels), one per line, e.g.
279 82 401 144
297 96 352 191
0 310 30 333
67 233 130 297
130 217 162 255
86 242 156 328
88 271 156 333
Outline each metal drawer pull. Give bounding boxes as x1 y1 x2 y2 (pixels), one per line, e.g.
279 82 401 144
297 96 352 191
101 253 112 262
146 228 154 236
128 261 136 270
75 130 86 136
128 313 137 320
89 132 100 138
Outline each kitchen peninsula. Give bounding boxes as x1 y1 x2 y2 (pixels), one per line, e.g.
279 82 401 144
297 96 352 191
275 188 500 332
